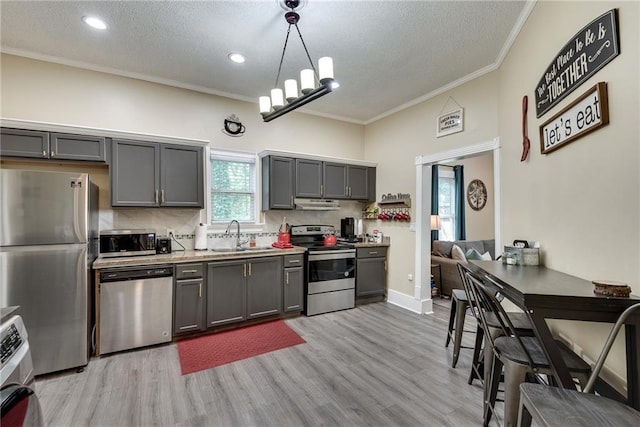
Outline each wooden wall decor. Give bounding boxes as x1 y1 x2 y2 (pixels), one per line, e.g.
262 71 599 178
534 9 619 118
539 82 609 155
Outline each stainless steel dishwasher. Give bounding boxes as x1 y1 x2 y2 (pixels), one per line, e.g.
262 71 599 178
99 265 173 354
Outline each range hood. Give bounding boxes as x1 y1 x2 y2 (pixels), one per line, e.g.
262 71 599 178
294 198 340 211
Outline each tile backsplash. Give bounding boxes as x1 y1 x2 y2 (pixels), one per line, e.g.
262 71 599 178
99 200 369 251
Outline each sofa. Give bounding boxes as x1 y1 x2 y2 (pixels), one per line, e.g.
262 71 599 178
431 239 496 297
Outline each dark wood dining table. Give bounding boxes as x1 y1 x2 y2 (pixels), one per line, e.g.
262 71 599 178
469 260 640 410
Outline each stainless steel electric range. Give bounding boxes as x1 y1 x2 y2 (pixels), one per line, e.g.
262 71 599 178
289 225 356 316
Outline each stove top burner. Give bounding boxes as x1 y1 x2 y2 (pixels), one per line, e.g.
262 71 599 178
289 224 355 252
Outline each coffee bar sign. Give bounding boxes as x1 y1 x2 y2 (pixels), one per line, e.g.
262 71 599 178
539 82 609 155
535 9 619 118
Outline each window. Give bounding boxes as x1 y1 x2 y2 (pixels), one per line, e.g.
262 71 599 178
209 149 257 224
438 169 456 241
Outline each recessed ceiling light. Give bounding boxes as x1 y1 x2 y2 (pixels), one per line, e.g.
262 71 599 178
228 53 246 64
82 16 107 30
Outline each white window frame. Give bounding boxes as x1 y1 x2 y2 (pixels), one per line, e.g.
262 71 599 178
207 148 263 229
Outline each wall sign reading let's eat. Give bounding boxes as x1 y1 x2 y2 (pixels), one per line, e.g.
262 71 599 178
539 82 609 155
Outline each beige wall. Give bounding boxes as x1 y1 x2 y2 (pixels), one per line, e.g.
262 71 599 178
497 0 639 388
0 54 366 239
364 0 639 390
456 154 494 241
364 72 500 296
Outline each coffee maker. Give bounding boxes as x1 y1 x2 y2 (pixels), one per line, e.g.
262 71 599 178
340 217 356 241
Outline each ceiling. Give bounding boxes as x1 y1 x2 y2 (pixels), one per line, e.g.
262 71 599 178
0 1 532 125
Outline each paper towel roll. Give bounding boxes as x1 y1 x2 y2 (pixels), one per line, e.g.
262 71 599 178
195 223 208 250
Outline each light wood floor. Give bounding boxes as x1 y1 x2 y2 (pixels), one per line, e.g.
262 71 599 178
36 300 498 426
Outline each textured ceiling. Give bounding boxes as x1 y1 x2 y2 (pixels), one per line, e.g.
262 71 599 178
0 1 531 124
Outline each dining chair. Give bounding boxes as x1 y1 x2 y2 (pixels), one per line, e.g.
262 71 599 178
466 273 591 427
517 302 640 427
444 286 472 368
457 263 534 385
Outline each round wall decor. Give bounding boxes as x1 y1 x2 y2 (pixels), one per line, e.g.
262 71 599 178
467 179 487 211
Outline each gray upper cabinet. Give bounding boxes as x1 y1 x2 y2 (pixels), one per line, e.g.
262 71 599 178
262 156 295 210
1 128 106 162
324 162 370 200
51 133 106 162
295 159 323 198
160 144 204 207
322 162 347 199
111 139 203 207
261 154 376 209
111 139 159 207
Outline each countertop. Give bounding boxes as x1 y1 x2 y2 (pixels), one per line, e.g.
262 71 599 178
93 246 307 269
93 242 390 269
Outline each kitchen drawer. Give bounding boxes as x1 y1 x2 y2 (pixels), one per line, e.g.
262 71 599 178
356 247 387 259
283 254 304 268
176 263 204 279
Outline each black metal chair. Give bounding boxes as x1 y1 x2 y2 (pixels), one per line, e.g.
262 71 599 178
466 272 591 427
457 263 534 386
444 286 472 368
518 302 640 427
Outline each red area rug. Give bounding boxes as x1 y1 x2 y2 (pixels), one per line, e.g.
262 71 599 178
177 320 306 375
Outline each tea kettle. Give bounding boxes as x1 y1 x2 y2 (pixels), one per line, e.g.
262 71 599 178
323 230 337 246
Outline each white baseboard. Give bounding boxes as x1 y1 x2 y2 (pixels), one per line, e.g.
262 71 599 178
387 289 433 314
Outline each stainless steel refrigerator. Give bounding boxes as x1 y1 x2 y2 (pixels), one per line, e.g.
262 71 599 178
1 169 98 375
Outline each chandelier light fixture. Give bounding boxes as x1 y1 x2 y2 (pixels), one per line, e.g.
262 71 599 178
259 0 335 122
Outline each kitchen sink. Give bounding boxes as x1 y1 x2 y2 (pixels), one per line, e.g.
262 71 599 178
244 246 275 251
211 247 246 252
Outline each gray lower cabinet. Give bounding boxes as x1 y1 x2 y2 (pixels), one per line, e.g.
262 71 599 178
206 260 247 327
111 139 203 207
247 257 283 319
174 263 205 335
283 254 304 312
356 247 387 297
1 128 106 162
262 156 295 210
206 256 282 327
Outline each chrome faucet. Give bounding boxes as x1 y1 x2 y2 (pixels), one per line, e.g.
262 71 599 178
224 220 247 249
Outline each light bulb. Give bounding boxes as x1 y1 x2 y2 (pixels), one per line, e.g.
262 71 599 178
318 57 334 84
284 79 299 102
259 96 271 114
300 69 315 94
271 89 284 110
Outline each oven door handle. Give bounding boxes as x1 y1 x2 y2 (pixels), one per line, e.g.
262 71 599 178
308 250 356 261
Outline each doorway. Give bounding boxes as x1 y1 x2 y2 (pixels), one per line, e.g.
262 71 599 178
412 138 501 314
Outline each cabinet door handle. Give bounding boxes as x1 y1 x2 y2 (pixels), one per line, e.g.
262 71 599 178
198 282 202 297
243 263 247 277
384 260 387 271
345 186 348 196
285 271 289 285
290 195 294 206
289 260 300 264
50 151 55 158
248 262 252 276
155 190 159 204
42 150 47 157
320 184 324 196
181 269 198 273
369 251 378 255
348 187 351 197
161 189 165 204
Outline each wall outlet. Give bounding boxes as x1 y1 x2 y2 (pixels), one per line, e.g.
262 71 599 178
166 228 174 238
407 274 413 281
